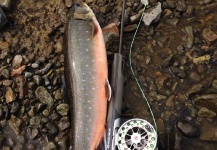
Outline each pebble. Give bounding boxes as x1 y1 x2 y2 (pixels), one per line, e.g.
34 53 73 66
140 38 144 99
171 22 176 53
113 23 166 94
165 19 179 26
5 87 16 103
101 4 112 13
29 128 39 139
11 65 26 77
35 63 52 75
64 0 72 8
15 76 28 99
130 13 141 23
10 102 20 114
102 23 119 48
2 69 10 78
28 107 35 117
29 116 41 126
35 86 54 107
35 103 46 113
24 72 32 78
176 0 187 12
33 75 42 85
123 24 138 32
202 28 217 42
198 107 216 118
31 63 39 69
46 122 58 135
143 2 162 26
12 55 23 69
56 104 69 116
9 115 22 135
53 89 63 100
0 0 11 9
176 120 200 138
45 142 57 150
200 120 217 141
185 26 194 48
58 117 70 131
2 80 13 86
188 71 201 82
0 7 7 30
44 76 50 86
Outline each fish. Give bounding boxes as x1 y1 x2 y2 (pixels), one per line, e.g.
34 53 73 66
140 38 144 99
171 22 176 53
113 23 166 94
64 2 111 150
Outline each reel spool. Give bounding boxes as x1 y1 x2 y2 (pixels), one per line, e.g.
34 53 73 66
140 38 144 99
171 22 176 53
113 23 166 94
116 119 157 150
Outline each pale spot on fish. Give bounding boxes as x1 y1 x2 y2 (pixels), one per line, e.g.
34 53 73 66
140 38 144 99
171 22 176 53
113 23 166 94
86 49 89 51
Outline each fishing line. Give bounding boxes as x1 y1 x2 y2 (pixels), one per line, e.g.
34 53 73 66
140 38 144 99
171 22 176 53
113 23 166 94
128 5 157 132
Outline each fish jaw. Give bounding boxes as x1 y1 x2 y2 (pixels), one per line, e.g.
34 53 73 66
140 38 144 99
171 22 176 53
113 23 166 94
65 3 108 150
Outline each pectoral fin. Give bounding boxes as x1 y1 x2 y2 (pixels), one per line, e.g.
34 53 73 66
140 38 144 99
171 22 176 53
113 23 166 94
106 79 112 101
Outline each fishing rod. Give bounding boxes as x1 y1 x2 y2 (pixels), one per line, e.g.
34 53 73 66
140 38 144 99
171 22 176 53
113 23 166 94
103 0 157 150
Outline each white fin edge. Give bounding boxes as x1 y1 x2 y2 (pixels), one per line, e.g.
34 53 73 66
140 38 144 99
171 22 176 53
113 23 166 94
106 79 112 101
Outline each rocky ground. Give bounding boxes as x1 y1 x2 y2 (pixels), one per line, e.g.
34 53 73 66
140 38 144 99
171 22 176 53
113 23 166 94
0 0 217 149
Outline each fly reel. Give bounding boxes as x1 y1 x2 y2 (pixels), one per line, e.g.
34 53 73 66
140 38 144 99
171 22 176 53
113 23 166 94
116 119 157 150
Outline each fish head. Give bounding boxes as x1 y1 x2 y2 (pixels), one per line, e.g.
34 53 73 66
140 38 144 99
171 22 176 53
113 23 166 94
73 2 95 21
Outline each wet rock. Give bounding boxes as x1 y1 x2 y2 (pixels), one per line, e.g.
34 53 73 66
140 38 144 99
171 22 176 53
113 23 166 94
10 102 20 114
12 55 23 69
176 120 200 138
200 120 217 141
5 87 16 103
0 0 11 9
185 26 194 48
46 122 58 135
56 104 69 116
9 115 22 135
35 86 54 107
170 67 185 78
102 23 119 48
29 128 39 139
176 0 187 12
45 142 57 150
29 116 41 126
64 0 72 8
194 94 217 113
15 76 28 99
0 7 7 30
58 117 70 131
35 63 52 75
50 111 61 121
33 75 42 85
198 107 216 118
202 28 217 42
53 89 63 100
11 65 26 77
123 24 137 32
143 2 162 26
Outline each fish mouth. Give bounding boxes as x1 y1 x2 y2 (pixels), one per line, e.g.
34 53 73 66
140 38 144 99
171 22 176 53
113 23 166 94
73 2 94 21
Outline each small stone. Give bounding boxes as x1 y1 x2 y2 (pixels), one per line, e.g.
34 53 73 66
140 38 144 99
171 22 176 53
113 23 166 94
64 0 72 7
28 107 35 117
51 111 61 121
11 65 26 77
2 80 13 86
165 19 179 26
54 42 63 54
35 103 47 113
29 128 39 139
123 24 138 32
0 0 11 9
5 87 16 103
202 28 217 42
45 142 57 150
130 13 141 23
176 120 200 138
33 75 42 85
15 76 28 99
35 63 52 75
10 102 20 114
185 26 194 48
46 122 58 135
31 63 39 69
9 115 22 135
176 0 187 12
101 4 112 13
188 71 201 82
200 120 217 141
161 111 171 121
58 117 70 131
56 104 69 116
44 76 50 86
35 86 54 107
166 95 174 107
42 109 49 117
24 72 32 78
29 116 41 126
102 23 119 48
2 69 9 78
143 2 162 26
53 89 63 100
12 55 23 69
198 107 216 118
157 118 164 133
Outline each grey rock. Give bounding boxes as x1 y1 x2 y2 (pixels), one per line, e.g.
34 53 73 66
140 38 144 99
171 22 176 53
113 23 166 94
12 55 23 69
24 72 32 78
31 63 39 68
198 107 216 117
56 104 69 116
35 86 54 107
44 76 50 86
130 13 141 23
51 111 61 121
35 63 52 75
0 7 7 30
143 2 162 26
176 120 200 138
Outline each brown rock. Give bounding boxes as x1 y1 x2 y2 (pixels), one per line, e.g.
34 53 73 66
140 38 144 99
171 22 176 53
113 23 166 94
11 65 26 77
15 76 28 99
200 120 217 141
102 23 119 47
5 87 16 103
202 28 217 42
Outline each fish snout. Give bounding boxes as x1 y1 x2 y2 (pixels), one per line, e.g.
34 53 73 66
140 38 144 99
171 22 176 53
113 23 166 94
73 2 94 21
